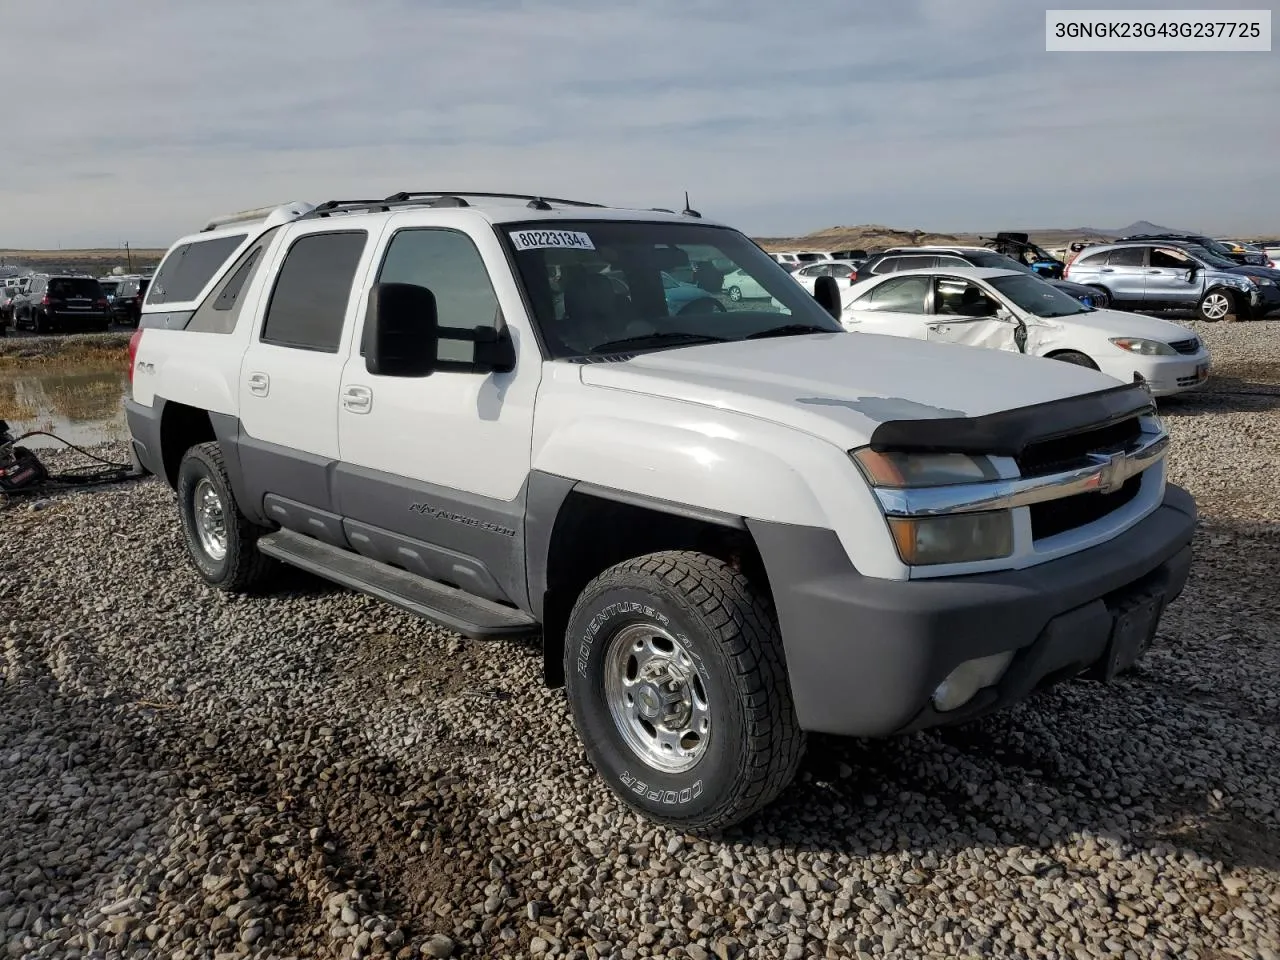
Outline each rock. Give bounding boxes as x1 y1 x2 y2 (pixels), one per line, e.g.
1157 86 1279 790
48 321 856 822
421 934 455 958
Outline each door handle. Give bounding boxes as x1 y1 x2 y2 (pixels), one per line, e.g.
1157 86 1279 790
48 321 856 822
247 372 269 396
342 385 372 413
1099 268 1115 273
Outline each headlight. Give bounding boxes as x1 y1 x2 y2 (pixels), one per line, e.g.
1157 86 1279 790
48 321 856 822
1109 337 1177 356
1253 277 1276 287
851 449 999 488
887 512 1014 565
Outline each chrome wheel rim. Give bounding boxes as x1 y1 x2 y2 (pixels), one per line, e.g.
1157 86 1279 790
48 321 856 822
1202 293 1230 320
604 623 711 773
192 477 228 561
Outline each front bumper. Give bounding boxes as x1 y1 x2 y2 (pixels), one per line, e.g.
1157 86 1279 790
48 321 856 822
1126 352 1211 397
747 483 1197 737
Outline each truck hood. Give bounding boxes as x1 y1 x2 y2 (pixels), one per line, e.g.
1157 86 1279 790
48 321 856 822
576 332 1124 450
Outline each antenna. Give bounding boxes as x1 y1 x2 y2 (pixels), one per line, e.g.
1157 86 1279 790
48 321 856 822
681 191 702 219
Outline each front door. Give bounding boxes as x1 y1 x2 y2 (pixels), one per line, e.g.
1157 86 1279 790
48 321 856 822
334 217 542 607
1144 246 1204 307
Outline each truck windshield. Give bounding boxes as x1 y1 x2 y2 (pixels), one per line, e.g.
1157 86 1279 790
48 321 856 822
503 220 842 358
987 274 1092 318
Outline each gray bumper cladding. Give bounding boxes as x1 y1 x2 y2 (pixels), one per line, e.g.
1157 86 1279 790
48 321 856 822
747 484 1197 738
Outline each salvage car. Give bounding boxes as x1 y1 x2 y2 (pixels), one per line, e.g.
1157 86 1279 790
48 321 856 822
1064 240 1280 321
125 193 1196 831
841 267 1210 397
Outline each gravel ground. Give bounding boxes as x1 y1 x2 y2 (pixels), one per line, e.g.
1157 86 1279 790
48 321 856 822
2 320 1278 960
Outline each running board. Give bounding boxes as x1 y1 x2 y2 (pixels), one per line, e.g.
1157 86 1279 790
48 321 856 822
256 529 539 640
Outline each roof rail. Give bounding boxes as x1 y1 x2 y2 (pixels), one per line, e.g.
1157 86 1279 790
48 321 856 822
300 191 608 220
200 200 316 233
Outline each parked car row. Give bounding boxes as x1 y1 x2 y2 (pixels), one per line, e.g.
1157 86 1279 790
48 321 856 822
0 271 152 335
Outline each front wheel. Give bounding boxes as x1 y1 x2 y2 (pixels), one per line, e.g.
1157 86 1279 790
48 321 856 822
1086 286 1111 309
1197 289 1234 322
727 285 743 302
564 551 805 831
176 442 278 593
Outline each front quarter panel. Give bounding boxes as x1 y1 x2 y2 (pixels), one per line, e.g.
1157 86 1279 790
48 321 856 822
531 364 908 579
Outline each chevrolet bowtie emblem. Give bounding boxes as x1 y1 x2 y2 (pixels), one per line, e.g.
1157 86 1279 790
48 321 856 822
1090 452 1125 495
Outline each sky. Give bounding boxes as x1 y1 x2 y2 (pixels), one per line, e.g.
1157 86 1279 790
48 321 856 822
1 0 1278 249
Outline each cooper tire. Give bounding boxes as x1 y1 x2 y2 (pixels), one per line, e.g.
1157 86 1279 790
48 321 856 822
1050 350 1099 370
563 550 805 831
176 442 278 593
1197 289 1234 323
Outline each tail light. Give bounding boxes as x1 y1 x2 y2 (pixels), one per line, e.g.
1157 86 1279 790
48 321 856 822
95 298 109 308
40 295 50 306
848 268 858 283
127 328 144 384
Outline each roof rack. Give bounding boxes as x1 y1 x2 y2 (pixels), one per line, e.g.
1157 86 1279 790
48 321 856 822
301 191 608 219
200 200 316 233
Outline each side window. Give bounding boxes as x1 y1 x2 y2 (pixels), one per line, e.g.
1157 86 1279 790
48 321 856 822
871 257 901 274
1075 251 1107 265
1107 247 1145 267
894 255 936 271
855 276 930 314
261 230 368 352
146 233 248 305
934 277 999 316
187 226 281 335
363 228 500 362
935 255 972 268
1150 247 1191 268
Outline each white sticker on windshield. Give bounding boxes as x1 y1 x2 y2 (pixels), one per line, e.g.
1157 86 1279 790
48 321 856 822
509 229 596 251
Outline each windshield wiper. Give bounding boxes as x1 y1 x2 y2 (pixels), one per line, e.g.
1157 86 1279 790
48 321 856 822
744 323 835 340
588 331 729 353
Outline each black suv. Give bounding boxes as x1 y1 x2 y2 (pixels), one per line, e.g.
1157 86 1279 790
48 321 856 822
854 246 1110 309
109 275 151 326
1120 233 1269 267
12 275 112 333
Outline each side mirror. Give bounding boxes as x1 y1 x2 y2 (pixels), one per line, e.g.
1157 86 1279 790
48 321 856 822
365 282 517 377
813 275 841 320
365 282 439 377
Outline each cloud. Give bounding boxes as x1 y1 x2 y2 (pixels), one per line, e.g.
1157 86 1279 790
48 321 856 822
2 0 1276 247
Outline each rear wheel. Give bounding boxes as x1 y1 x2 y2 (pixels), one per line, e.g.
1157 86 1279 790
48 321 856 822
1197 289 1234 322
727 286 743 302
1049 350 1099 369
564 551 805 830
176 442 278 593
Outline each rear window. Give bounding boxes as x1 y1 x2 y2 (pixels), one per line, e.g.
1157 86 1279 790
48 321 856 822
147 233 247 305
48 278 104 298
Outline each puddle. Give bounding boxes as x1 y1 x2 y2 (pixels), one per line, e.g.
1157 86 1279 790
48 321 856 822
0 368 129 450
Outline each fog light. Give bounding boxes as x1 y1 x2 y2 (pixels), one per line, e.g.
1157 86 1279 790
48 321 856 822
931 651 1015 712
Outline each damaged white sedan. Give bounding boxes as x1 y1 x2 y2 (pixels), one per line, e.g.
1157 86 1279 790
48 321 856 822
840 267 1211 397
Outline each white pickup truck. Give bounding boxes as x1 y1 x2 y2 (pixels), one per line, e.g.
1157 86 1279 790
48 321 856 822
125 193 1197 830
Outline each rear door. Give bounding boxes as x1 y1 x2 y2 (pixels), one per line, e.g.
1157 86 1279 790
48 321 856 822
1100 247 1147 302
235 222 384 518
1144 246 1203 307
924 275 1022 352
841 274 932 337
